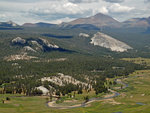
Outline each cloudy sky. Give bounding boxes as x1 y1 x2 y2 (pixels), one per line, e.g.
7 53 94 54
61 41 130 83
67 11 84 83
0 0 149 24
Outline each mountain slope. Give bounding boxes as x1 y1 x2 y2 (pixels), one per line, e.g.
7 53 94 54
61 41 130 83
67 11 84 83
11 37 71 53
67 13 121 28
123 17 150 28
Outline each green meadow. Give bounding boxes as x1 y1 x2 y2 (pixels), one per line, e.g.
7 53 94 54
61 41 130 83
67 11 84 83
0 69 150 113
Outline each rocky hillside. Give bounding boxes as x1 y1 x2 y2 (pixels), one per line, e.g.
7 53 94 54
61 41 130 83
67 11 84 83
11 37 62 52
90 32 133 52
3 37 73 61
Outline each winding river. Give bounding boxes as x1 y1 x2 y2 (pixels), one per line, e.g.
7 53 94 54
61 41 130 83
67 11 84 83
46 78 128 109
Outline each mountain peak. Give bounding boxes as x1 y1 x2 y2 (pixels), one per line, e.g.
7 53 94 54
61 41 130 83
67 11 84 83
67 13 121 28
93 13 110 18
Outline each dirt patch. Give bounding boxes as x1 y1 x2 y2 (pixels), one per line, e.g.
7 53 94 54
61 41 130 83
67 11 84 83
64 100 78 103
102 98 121 105
113 87 121 90
104 93 115 98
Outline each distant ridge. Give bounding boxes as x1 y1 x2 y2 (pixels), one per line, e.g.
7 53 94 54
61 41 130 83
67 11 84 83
2 13 149 30
22 22 57 27
0 21 22 30
123 17 150 28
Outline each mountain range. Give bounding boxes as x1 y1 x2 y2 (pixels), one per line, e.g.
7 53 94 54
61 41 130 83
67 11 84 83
22 13 150 29
0 13 150 58
1 13 150 30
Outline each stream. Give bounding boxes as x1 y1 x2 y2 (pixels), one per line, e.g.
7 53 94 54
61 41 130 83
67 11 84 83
46 78 128 109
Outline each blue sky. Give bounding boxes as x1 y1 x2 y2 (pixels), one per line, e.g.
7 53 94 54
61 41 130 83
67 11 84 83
0 0 149 24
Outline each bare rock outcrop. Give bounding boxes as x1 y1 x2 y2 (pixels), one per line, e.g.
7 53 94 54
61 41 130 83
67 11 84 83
79 33 90 38
90 32 132 52
12 37 26 45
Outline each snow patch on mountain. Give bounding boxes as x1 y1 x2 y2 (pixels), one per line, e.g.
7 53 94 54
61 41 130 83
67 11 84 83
90 32 132 52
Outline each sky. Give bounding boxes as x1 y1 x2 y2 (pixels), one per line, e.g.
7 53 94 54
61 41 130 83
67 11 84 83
0 0 149 25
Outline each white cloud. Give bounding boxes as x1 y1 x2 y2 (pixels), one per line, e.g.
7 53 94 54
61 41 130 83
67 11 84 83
29 2 90 16
0 0 99 3
62 2 82 14
63 2 78 7
103 0 124 3
0 0 149 24
68 0 99 3
99 7 109 14
50 17 75 24
0 14 6 18
0 0 94 24
108 3 134 13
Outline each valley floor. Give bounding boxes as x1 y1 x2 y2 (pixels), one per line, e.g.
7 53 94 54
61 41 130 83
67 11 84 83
1 70 150 113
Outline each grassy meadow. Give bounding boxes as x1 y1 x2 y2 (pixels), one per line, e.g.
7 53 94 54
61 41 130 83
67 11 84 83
0 69 150 113
1 58 150 113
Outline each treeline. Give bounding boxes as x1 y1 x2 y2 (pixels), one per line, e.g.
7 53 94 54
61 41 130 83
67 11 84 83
6 56 144 78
